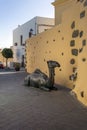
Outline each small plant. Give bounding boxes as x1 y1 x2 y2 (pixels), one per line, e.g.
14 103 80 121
14 62 20 71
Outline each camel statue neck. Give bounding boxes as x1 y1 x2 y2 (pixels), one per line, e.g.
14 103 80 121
47 60 60 89
48 67 55 88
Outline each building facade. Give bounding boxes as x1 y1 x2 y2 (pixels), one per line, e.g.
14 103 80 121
13 16 54 66
26 0 87 106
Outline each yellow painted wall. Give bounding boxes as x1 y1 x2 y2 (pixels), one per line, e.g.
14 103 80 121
26 0 87 105
74 47 87 106
63 0 87 105
26 24 77 89
52 0 74 25
0 51 5 62
72 1 87 105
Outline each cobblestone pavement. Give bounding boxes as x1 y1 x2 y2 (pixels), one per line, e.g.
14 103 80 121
0 71 87 130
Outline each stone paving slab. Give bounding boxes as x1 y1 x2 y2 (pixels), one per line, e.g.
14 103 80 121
0 72 87 130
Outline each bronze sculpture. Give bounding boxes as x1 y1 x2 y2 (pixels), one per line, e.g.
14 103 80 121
24 60 60 91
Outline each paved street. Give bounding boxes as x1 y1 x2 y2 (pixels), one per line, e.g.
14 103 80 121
0 70 87 130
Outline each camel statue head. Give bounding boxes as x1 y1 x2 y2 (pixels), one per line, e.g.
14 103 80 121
47 60 60 68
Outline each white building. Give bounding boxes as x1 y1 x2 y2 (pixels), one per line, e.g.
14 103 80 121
13 16 54 66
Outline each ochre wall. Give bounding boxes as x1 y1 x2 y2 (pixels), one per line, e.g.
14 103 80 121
0 51 5 62
26 23 77 89
52 0 74 25
62 0 87 106
72 2 87 105
26 0 87 106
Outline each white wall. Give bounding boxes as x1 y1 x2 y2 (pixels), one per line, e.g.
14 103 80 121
13 17 36 46
13 16 54 46
13 46 25 63
13 16 54 64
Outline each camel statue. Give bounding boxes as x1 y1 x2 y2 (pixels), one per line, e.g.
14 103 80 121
24 60 60 91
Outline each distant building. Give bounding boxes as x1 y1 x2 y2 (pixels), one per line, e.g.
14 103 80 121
13 16 54 66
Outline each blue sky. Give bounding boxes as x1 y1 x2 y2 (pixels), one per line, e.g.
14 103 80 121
0 0 54 48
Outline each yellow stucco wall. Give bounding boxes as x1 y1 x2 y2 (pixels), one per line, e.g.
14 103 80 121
52 0 74 25
0 51 5 62
61 0 87 106
26 22 77 89
26 0 87 106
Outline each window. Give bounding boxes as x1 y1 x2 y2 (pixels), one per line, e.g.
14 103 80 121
14 43 18 46
29 28 33 38
20 35 23 45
